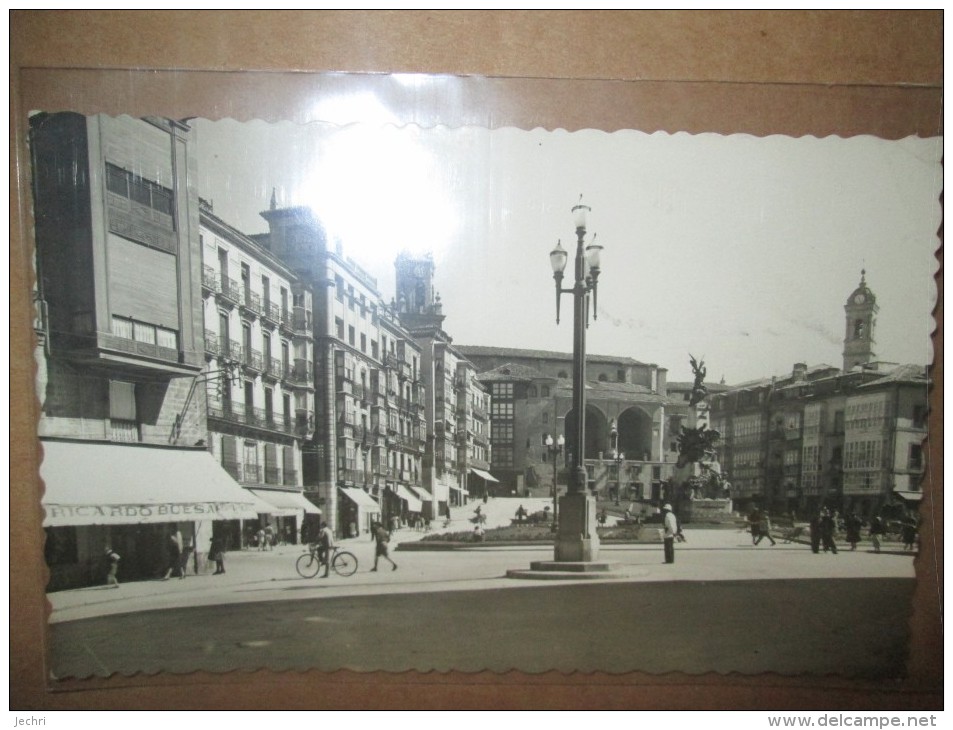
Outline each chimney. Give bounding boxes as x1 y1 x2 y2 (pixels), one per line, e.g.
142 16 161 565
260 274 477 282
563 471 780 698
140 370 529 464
792 362 807 381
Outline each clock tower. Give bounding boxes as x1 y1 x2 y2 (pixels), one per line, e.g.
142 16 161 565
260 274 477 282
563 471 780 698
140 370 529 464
394 251 446 330
842 270 878 372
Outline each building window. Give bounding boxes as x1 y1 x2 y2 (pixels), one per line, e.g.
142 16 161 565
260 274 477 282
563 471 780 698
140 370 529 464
348 325 355 346
335 318 344 340
527 385 537 398
112 315 178 352
371 340 379 359
109 380 139 442
360 333 367 353
909 444 923 471
598 373 608 382
105 163 174 217
913 405 928 429
617 370 626 383
558 371 568 379
541 385 550 397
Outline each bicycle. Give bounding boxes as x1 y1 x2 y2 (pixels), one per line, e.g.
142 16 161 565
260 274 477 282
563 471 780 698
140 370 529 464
295 544 359 578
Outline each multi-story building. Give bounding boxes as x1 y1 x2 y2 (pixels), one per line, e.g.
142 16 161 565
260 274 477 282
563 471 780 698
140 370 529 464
459 346 683 503
257 205 428 535
710 274 929 518
198 201 319 548
394 254 492 515
31 113 263 590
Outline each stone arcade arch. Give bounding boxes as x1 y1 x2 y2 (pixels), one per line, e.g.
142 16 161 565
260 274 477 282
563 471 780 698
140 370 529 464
564 404 609 463
616 407 654 461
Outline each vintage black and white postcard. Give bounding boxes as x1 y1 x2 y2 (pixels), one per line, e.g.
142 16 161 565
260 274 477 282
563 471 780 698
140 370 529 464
29 100 940 681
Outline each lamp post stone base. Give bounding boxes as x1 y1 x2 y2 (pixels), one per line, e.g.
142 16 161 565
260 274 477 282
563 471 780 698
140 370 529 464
554 491 600 562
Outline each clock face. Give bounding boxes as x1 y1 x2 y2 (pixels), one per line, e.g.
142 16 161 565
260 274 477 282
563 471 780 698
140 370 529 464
854 293 866 304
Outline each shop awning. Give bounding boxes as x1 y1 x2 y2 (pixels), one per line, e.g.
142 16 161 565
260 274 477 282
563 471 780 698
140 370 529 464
40 440 269 527
249 489 321 517
339 487 380 511
393 485 422 512
408 485 433 502
892 489 924 502
470 467 499 483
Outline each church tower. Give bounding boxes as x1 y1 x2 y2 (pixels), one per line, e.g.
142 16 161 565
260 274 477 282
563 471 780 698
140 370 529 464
394 251 446 331
842 270 878 372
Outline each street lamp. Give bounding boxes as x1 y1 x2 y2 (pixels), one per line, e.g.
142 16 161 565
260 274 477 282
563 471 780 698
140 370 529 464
609 418 625 505
548 196 604 562
544 433 565 532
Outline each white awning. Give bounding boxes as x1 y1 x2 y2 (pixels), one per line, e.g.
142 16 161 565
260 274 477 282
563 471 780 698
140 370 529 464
408 485 433 502
249 489 321 516
393 485 422 512
470 467 499 483
339 487 380 511
892 489 924 502
40 440 269 527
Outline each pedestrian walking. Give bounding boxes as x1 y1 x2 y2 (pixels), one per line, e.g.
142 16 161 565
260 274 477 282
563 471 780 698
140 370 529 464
747 507 762 545
809 510 822 554
754 511 777 546
178 535 193 579
370 521 398 572
820 509 838 554
901 516 918 551
209 534 226 575
163 529 182 580
317 521 335 578
104 546 120 588
256 527 266 551
845 513 863 551
868 515 885 553
661 503 678 564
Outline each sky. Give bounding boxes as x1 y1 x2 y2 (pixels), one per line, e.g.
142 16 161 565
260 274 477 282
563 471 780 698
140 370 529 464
192 116 941 384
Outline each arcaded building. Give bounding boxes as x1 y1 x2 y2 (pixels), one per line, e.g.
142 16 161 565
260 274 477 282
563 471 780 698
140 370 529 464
458 346 688 503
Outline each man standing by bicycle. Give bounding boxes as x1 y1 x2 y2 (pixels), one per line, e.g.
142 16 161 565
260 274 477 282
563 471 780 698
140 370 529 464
317 521 335 578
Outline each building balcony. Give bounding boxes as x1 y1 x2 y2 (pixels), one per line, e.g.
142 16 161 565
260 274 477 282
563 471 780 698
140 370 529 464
293 306 312 337
207 402 296 436
338 467 363 483
279 308 293 333
202 265 220 293
262 357 283 381
220 276 242 306
242 348 263 373
287 360 313 388
240 290 262 318
262 301 281 327
383 353 400 370
472 405 488 420
225 340 243 364
204 329 225 359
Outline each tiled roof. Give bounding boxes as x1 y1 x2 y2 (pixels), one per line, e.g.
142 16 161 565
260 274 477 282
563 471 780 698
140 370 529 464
554 380 673 405
476 363 552 382
457 344 650 367
858 364 929 388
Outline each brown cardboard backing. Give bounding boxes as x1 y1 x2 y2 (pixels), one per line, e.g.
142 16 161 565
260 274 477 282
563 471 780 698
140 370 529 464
10 10 942 710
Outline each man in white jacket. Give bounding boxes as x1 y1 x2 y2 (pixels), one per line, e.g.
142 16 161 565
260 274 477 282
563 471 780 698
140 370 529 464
662 503 678 564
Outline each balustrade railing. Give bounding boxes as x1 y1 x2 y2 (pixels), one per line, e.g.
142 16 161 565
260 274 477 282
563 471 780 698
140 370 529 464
202 265 220 292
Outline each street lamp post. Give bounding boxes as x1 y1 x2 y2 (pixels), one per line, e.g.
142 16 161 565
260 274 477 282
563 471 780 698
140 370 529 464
609 418 624 505
549 197 604 562
544 433 565 532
